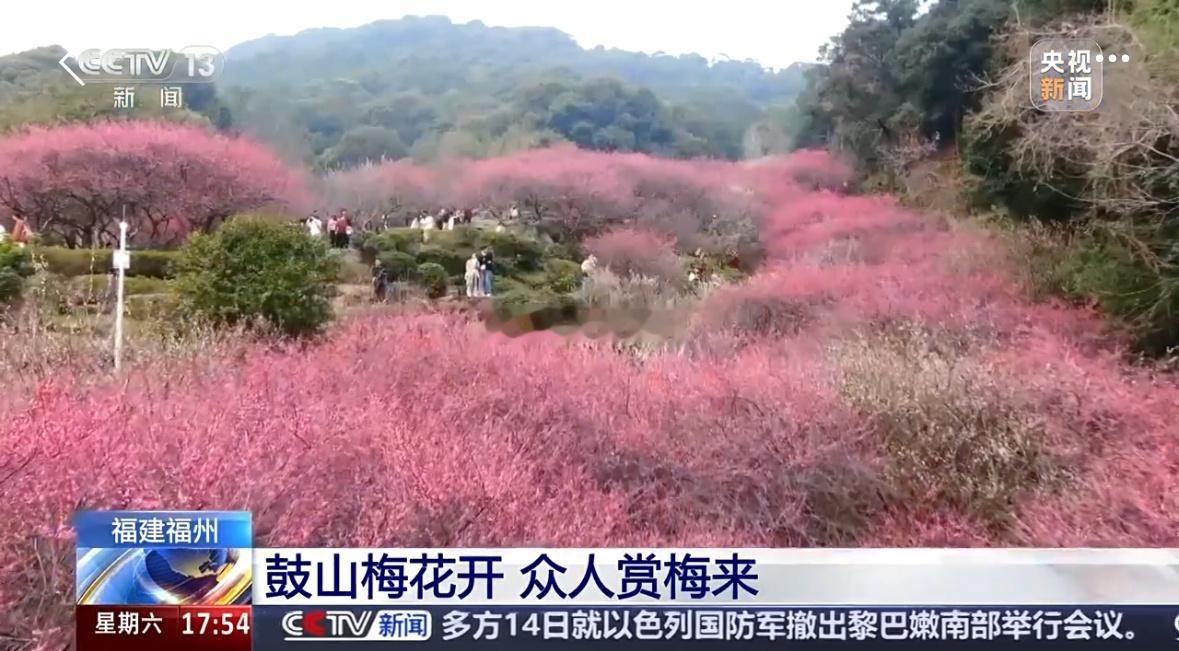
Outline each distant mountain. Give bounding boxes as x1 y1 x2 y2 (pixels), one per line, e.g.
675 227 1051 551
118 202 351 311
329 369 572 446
0 18 817 166
223 16 807 105
220 16 814 166
0 46 69 102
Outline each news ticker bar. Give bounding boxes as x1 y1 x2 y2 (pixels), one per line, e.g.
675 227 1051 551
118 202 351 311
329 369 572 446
254 548 1179 605
78 605 1179 650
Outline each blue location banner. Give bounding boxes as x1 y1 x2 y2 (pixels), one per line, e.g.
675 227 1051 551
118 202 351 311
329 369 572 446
74 510 252 549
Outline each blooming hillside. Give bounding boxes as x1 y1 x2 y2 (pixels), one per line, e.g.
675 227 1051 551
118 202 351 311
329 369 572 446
2 150 1177 650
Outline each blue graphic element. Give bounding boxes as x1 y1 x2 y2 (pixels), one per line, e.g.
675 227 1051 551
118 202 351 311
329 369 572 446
74 510 253 605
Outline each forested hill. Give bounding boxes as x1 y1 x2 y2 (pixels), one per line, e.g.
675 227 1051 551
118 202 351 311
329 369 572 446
222 16 808 102
218 16 815 166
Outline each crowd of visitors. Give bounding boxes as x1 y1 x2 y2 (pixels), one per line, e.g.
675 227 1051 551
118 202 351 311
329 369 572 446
369 245 496 302
308 205 516 302
305 206 496 244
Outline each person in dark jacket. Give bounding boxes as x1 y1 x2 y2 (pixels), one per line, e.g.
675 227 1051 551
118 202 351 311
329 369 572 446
371 259 388 302
337 209 352 248
476 247 495 297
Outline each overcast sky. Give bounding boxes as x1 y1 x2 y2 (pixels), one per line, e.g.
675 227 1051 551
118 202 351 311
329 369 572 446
1 0 854 69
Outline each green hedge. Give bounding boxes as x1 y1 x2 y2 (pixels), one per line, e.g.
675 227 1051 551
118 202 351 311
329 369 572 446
36 247 180 278
1058 239 1179 355
0 242 35 305
362 227 586 299
378 251 418 282
417 245 469 276
69 275 174 297
369 229 423 255
483 231 547 272
543 258 583 293
490 286 582 329
417 262 448 298
125 293 180 320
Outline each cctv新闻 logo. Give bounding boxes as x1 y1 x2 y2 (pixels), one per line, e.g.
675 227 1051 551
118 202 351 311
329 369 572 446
281 609 432 641
58 46 224 86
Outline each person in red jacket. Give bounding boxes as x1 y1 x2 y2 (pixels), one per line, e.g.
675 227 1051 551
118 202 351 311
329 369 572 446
10 215 30 247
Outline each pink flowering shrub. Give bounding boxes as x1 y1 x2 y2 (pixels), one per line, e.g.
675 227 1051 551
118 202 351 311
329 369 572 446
0 121 311 247
583 228 682 284
2 148 1179 650
327 148 763 248
747 149 855 193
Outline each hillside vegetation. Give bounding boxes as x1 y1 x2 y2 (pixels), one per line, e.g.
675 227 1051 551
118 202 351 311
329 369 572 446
219 16 812 165
794 0 1179 356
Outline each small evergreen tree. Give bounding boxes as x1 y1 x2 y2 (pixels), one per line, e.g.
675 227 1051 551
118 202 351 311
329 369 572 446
0 242 35 307
175 216 340 336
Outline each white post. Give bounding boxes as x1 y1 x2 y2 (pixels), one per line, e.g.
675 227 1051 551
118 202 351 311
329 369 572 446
113 219 128 371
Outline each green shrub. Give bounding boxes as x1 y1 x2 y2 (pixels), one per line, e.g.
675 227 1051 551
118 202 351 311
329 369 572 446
125 293 180 320
353 231 380 263
419 229 465 249
378 251 418 282
0 242 35 305
959 117 1086 223
547 241 583 262
130 250 180 278
416 262 449 298
491 275 528 296
369 228 422 255
449 225 484 249
1059 238 1178 354
491 286 581 330
1000 219 1179 354
543 258 583 293
174 215 340 336
483 231 547 272
36 247 111 277
693 254 747 283
69 275 173 298
35 247 180 278
416 245 468 276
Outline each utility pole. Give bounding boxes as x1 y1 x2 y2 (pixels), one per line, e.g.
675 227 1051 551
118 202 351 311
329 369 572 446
113 207 130 371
